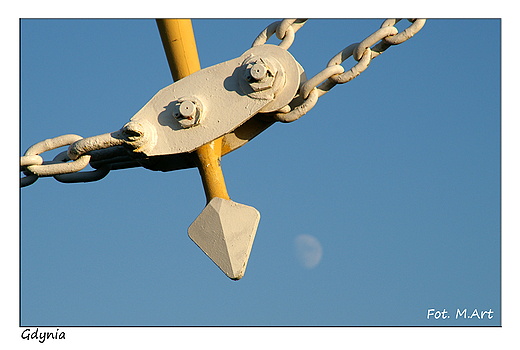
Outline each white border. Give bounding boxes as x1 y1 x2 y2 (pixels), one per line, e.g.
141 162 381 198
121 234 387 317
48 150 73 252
5 1 517 348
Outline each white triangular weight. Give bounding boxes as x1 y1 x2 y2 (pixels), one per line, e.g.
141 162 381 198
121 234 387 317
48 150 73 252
188 197 260 280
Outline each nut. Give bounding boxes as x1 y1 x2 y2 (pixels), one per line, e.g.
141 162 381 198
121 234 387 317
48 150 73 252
242 56 277 92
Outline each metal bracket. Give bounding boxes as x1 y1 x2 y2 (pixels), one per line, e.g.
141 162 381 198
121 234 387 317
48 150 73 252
127 44 302 158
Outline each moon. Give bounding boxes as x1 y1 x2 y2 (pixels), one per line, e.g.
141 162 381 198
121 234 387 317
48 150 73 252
294 234 323 268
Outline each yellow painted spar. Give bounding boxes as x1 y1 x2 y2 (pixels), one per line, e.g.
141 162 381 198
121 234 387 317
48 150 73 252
156 19 230 202
156 19 201 81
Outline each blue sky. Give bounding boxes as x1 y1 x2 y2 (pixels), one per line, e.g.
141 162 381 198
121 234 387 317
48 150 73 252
15 16 510 344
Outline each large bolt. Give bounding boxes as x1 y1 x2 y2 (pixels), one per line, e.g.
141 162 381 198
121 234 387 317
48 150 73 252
238 54 284 98
242 57 276 92
179 100 197 119
249 62 268 81
174 97 204 128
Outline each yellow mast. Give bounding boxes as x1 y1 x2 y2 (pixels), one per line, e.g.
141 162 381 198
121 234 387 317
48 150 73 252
156 19 230 203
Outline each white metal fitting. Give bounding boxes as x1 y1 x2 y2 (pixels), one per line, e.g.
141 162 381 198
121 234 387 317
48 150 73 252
241 56 277 92
121 120 157 154
173 97 205 128
126 44 302 157
236 47 301 113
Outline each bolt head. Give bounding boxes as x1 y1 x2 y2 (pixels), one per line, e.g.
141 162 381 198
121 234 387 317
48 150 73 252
249 62 268 81
242 57 277 92
173 97 204 128
179 100 196 119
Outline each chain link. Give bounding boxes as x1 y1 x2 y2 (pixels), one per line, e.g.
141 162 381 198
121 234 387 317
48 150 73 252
21 134 106 187
252 19 307 50
20 120 152 187
23 135 92 176
255 18 426 123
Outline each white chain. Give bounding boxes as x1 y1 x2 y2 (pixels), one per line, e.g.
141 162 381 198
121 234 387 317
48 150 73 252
252 19 308 50
252 18 426 123
20 121 149 187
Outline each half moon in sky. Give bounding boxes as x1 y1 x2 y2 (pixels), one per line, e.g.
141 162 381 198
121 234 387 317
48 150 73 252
294 234 323 268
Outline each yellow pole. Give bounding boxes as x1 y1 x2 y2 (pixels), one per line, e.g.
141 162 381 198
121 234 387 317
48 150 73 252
156 19 230 202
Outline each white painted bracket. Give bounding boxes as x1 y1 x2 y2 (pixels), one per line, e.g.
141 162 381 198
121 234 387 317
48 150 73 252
128 44 301 157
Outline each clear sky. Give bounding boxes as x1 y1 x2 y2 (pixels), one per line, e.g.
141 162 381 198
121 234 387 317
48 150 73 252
19 17 503 337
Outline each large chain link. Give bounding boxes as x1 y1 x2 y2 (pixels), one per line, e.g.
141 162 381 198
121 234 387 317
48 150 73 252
252 18 426 122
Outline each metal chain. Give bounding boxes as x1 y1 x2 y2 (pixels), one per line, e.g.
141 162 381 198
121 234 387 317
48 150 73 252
252 18 426 123
21 134 91 187
252 19 308 50
20 121 151 187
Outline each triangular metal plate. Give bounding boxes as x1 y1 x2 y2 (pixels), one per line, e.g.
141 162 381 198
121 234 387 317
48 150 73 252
188 197 260 280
